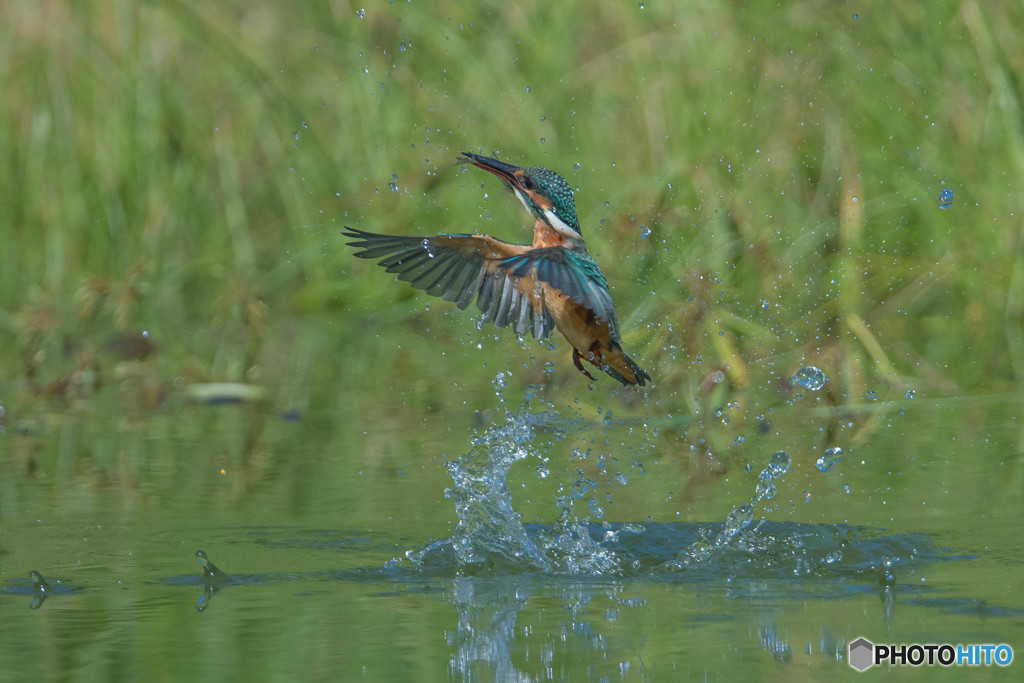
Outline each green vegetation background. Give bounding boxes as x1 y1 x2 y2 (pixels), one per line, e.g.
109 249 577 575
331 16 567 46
2 0 1023 507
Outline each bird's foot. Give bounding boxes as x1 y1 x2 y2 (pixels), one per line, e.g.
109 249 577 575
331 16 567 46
572 348 597 381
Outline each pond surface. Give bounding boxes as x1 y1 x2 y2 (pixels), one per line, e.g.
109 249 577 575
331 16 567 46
2 377 1021 680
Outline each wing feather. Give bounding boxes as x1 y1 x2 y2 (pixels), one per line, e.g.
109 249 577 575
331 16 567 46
344 227 621 342
344 227 554 338
501 247 620 338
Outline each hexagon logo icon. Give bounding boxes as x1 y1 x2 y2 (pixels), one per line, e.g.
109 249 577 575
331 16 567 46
849 637 874 671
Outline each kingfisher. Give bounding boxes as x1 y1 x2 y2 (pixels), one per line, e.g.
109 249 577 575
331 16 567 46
343 152 650 386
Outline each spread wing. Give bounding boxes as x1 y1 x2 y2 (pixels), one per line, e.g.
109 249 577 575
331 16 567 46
343 227 554 339
343 227 620 341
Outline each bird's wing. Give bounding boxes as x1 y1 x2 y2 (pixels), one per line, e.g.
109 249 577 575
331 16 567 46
499 247 621 338
343 227 555 340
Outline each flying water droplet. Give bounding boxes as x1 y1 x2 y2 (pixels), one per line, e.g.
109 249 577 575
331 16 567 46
356 8 366 19
790 366 826 391
389 182 398 192
755 469 777 500
816 447 844 472
904 389 916 399
768 450 791 476
640 226 652 239
939 187 953 210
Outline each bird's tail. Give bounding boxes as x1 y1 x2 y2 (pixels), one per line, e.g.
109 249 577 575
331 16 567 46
598 342 650 387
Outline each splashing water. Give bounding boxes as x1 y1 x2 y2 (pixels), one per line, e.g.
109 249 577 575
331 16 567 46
408 378 625 574
677 450 791 565
400 379 953 582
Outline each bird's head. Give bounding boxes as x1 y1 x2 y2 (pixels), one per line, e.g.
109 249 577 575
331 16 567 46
461 152 582 239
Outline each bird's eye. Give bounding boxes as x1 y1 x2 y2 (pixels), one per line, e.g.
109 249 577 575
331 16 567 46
522 176 535 190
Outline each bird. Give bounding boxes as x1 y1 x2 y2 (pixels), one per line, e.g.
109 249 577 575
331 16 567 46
343 152 650 386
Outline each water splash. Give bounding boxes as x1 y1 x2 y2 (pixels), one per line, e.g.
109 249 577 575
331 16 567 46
399 380 953 583
407 378 626 574
677 450 791 565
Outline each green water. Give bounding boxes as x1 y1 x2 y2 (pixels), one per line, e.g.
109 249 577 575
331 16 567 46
3 0 1024 680
1 384 1022 679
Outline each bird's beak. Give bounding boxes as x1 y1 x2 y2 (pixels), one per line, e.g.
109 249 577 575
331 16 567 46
460 152 524 192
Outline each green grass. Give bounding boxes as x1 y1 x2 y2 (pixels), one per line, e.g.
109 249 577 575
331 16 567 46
2 0 1023 415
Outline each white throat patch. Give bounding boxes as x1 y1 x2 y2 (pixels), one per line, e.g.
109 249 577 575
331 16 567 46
513 188 533 216
542 209 582 238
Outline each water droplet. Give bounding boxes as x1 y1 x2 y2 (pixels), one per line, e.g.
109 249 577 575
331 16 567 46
803 490 812 502
755 469 777 500
389 182 398 192
535 464 549 479
842 483 851 494
905 389 916 399
524 85 531 93
573 162 581 170
724 504 753 533
540 137 546 144
816 446 844 472
539 114 546 121
865 389 877 400
640 226 652 239
356 8 366 19
939 187 953 209
790 366 826 391
399 40 407 52
768 450 791 476
733 435 745 445
852 13 858 19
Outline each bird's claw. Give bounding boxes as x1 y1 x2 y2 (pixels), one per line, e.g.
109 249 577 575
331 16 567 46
572 348 597 381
